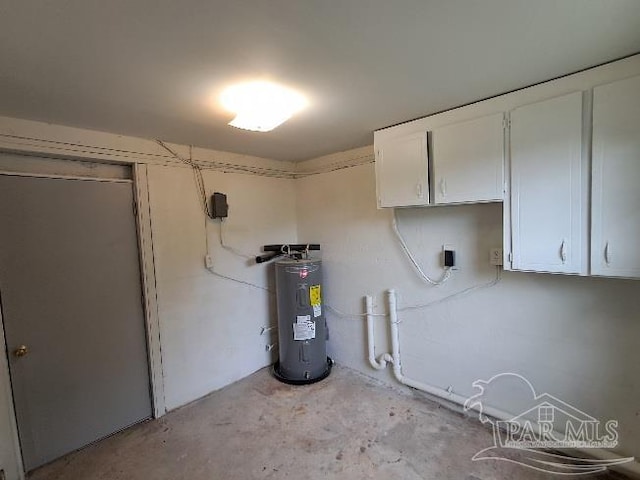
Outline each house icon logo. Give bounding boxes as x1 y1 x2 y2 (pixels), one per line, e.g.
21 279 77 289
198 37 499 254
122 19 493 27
464 373 633 475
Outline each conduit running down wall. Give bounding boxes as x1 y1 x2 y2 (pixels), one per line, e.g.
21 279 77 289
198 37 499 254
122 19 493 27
365 289 640 479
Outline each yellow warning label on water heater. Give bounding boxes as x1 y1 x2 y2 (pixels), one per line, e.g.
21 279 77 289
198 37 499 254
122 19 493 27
310 285 321 306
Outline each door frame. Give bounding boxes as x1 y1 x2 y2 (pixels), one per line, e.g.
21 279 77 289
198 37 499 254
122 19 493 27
132 163 166 418
0 156 165 480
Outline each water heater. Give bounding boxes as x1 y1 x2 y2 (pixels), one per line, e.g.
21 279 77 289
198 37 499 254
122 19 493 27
273 257 332 384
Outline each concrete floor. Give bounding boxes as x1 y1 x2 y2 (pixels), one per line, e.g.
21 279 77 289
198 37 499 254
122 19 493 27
30 365 621 480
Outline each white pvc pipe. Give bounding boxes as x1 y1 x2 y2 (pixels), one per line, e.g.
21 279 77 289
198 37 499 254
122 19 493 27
387 289 499 414
365 295 392 370
382 288 640 478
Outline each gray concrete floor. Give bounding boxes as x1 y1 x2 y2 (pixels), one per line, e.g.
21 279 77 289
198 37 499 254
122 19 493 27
30 365 621 480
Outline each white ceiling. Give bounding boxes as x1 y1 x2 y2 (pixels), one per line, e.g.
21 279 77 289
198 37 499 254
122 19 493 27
1 1 640 162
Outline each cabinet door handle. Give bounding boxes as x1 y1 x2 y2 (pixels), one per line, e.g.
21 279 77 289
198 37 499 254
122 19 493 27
560 239 567 263
440 178 447 197
416 182 423 198
604 242 612 265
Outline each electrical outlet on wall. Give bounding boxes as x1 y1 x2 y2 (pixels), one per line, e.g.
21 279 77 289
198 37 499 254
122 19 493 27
490 248 503 266
204 254 214 269
442 244 458 270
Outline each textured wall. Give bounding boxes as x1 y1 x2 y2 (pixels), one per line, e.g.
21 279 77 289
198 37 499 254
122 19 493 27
147 165 297 410
295 160 640 460
0 118 297 478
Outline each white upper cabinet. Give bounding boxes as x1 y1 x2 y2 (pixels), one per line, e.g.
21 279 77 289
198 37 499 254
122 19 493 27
432 113 505 204
374 129 429 208
374 113 505 208
373 54 640 278
509 92 586 274
591 75 640 278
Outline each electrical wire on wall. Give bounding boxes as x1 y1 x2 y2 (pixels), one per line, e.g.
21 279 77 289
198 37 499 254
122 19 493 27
207 267 274 293
156 139 272 293
324 211 504 319
397 265 502 312
325 304 387 318
219 219 254 260
156 141 211 217
391 209 451 286
324 266 502 319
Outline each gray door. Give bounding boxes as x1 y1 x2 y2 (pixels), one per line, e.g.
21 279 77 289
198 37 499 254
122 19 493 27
0 174 152 471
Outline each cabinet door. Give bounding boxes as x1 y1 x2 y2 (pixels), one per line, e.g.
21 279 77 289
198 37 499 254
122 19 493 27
432 113 505 204
375 131 429 208
591 75 640 278
510 92 586 274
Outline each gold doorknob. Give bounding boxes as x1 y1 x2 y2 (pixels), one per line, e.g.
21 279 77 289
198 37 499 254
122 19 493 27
14 345 28 357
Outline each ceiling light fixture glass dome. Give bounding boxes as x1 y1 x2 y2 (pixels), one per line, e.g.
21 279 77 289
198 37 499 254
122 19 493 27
220 81 308 132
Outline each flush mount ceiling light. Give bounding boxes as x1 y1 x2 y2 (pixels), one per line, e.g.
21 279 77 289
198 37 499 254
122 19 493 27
220 81 308 132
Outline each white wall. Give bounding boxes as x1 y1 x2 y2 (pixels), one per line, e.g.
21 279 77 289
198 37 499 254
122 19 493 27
295 158 640 461
0 118 298 479
147 165 297 409
2 53 640 475
0 160 298 476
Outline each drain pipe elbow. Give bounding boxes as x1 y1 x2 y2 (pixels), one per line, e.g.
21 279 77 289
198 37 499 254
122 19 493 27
366 295 392 370
386 289 472 403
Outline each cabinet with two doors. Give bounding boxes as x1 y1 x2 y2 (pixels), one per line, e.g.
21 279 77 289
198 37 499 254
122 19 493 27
374 112 504 207
374 74 640 279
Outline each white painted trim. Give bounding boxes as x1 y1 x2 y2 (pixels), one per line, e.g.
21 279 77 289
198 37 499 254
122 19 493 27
132 164 166 418
0 118 297 178
581 89 594 276
502 112 513 270
0 170 132 183
0 289 26 480
0 132 177 166
0 116 373 179
294 145 375 177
